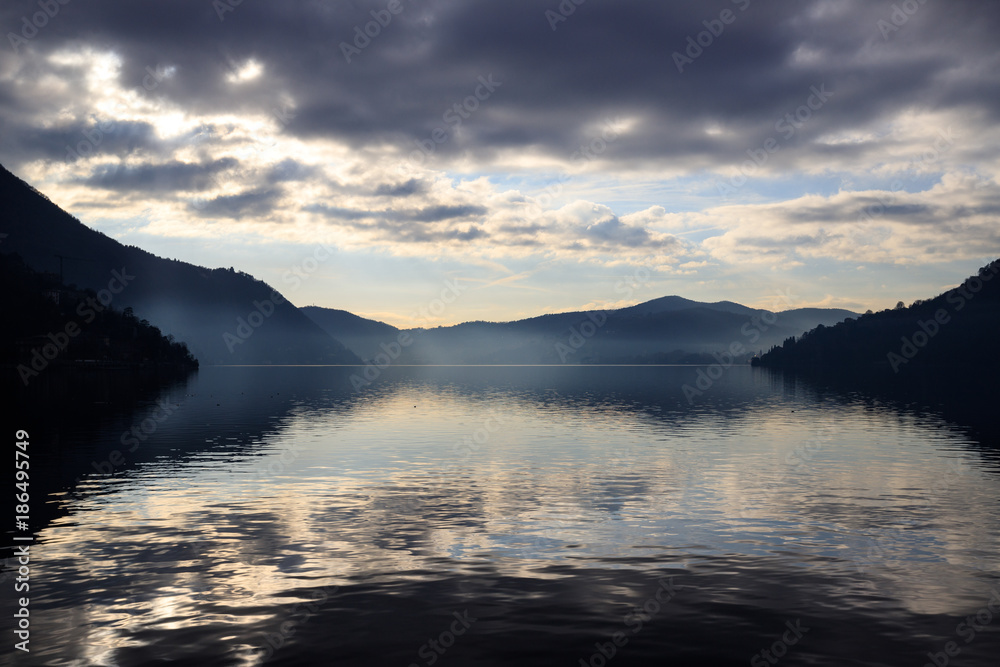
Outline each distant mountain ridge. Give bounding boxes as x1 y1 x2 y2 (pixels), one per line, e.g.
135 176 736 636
617 295 756 317
0 163 359 365
299 307 400 362
305 297 857 365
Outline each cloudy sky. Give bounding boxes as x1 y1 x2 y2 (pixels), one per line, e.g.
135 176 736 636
2 0 999 326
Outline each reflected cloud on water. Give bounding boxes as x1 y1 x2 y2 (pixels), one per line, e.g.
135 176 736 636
9 366 1000 666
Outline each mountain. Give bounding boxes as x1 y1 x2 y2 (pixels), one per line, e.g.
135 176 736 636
1 252 198 380
769 308 860 338
617 295 756 317
299 307 400 361
754 259 1000 373
304 298 857 365
0 164 359 365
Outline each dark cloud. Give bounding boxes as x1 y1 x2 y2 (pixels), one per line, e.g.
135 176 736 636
735 235 829 253
581 217 654 248
191 187 283 219
80 158 238 191
405 204 486 223
2 0 997 171
879 204 935 220
304 202 486 224
267 159 315 182
388 224 488 244
948 203 1000 218
374 179 427 197
303 203 371 221
498 223 545 235
443 226 487 242
0 120 160 165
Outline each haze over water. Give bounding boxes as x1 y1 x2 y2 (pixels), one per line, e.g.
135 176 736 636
7 365 999 666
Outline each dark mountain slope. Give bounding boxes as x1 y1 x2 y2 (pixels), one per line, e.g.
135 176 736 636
754 259 1000 373
0 164 358 365
1 252 197 378
299 307 400 360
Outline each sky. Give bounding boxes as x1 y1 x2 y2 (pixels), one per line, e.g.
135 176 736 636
2 0 999 328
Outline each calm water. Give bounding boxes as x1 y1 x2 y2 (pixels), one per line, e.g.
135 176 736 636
6 366 1000 666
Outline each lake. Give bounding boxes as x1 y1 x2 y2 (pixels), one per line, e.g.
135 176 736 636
6 365 1000 666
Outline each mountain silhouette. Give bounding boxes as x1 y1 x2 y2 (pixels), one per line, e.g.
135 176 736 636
617 295 756 317
2 252 198 380
754 259 1000 373
304 300 856 365
0 164 359 365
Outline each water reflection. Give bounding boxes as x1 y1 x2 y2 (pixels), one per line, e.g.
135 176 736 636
7 366 1000 666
